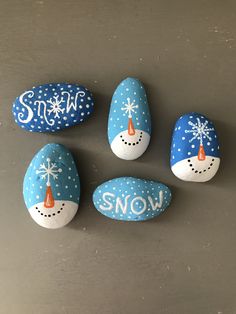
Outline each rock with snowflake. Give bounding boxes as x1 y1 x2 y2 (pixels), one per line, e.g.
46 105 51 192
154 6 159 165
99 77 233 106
23 143 80 229
170 112 220 182
12 83 94 132
108 77 151 160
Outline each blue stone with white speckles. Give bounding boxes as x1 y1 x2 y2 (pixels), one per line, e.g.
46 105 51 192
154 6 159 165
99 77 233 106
23 143 80 229
108 77 151 160
170 112 220 182
12 83 94 132
93 177 171 221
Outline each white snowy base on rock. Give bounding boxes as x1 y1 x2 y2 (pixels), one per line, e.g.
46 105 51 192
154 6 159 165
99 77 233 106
171 156 220 182
110 130 150 160
28 200 78 229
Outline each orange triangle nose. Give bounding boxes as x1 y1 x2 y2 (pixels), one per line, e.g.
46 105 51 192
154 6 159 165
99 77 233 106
198 144 206 161
128 118 135 135
44 186 55 208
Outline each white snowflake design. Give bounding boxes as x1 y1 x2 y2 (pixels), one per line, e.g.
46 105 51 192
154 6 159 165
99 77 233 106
185 118 215 145
47 95 65 118
36 158 62 186
121 98 139 118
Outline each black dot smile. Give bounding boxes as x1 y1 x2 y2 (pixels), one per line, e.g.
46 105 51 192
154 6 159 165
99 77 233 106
120 132 143 146
36 202 65 217
187 158 215 174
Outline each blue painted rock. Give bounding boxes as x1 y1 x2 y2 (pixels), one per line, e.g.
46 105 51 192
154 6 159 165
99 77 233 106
23 143 80 229
170 112 220 182
93 177 171 221
12 83 94 132
108 77 151 160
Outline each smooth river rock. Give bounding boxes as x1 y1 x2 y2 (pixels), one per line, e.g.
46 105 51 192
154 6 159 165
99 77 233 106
170 112 220 182
13 83 94 132
93 177 171 221
23 143 80 229
108 77 151 160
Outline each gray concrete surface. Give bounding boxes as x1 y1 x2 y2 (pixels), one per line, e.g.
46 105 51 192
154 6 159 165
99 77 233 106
0 1 235 313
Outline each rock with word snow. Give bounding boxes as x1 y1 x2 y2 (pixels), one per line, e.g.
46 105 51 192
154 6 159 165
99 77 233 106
12 83 94 132
93 177 171 221
170 112 220 182
108 77 151 160
23 143 80 229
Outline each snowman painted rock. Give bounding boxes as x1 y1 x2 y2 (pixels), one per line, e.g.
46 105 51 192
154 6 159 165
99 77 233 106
23 143 80 229
170 113 220 182
93 177 171 221
108 78 151 160
12 83 94 132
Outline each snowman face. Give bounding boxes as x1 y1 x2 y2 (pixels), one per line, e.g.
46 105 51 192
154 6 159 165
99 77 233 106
108 78 151 160
110 129 150 160
28 200 78 229
170 113 220 182
171 155 220 182
23 143 80 229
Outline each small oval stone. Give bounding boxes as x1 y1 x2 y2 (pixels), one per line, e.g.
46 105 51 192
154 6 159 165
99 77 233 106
93 177 171 221
108 77 151 160
23 143 80 229
12 83 94 132
170 112 220 182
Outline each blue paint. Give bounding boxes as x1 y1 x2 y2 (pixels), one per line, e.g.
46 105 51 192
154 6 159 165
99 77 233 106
93 177 171 221
13 83 94 132
170 112 220 166
108 77 151 143
23 143 80 209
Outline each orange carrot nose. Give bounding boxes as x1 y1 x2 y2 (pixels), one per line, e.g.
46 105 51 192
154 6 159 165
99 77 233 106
198 144 206 161
44 185 55 208
128 118 135 136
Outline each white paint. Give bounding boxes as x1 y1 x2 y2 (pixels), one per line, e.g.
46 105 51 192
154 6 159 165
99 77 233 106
171 156 220 182
28 200 78 229
130 196 147 215
17 90 86 125
115 195 130 214
99 192 164 216
99 192 115 211
17 91 34 123
148 191 163 210
110 129 150 160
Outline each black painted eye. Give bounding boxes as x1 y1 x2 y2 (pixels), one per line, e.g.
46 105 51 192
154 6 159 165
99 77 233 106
192 168 194 171
190 164 193 167
62 203 65 206
195 170 198 173
128 143 131 146
35 207 38 209
48 215 51 217
212 159 214 161
41 213 43 216
208 167 210 170
120 135 122 138
57 211 60 214
133 143 135 145
136 142 139 144
210 163 213 166
125 142 127 144
188 159 191 162
199 171 202 174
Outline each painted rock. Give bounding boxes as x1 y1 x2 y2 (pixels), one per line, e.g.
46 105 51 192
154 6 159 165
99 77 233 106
108 77 151 160
23 143 80 229
93 177 171 221
170 112 220 182
12 83 94 132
